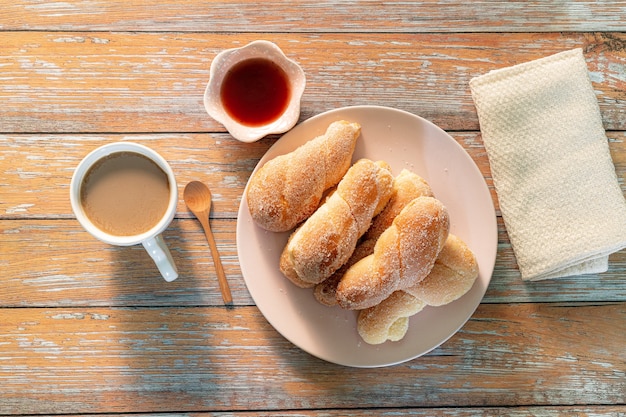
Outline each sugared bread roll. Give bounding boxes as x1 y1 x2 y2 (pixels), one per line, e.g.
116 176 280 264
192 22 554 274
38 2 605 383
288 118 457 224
356 234 478 345
280 159 394 287
314 169 433 306
336 196 450 310
363 169 434 242
357 291 425 345
404 234 478 306
247 120 361 232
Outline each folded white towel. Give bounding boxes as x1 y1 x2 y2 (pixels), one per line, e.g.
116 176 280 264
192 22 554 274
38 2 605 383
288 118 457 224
469 48 626 281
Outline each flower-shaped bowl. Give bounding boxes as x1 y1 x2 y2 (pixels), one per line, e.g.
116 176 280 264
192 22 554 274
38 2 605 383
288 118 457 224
204 40 306 143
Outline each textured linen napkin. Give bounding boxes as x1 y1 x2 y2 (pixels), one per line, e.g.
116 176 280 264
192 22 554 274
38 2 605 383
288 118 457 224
469 48 626 281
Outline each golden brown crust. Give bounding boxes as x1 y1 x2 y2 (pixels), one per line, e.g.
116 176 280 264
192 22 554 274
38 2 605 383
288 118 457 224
357 291 425 345
336 196 450 310
313 169 433 307
404 234 479 306
313 237 376 306
357 235 478 344
280 197 358 286
364 169 433 242
280 159 394 286
246 120 361 232
278 226 318 289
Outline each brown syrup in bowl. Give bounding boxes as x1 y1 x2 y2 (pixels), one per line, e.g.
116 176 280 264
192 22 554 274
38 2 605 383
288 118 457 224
220 58 291 127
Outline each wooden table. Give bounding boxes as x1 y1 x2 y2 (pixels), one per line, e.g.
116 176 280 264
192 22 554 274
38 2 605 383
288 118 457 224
2 2 625 415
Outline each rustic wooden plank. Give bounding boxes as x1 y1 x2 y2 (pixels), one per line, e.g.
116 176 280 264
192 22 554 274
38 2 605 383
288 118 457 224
1 0 624 32
2 219 626 307
0 219 246 307
1 131 624 220
14 407 626 417
1 32 625 133
1 304 624 414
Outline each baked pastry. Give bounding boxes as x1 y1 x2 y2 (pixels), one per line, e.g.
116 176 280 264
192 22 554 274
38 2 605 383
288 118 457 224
404 234 479 306
314 169 433 306
246 120 361 232
336 196 450 310
357 290 425 345
313 238 375 306
363 169 434 242
356 234 478 344
280 159 394 287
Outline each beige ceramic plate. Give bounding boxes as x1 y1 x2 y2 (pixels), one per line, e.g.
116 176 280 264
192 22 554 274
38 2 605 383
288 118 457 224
237 106 497 367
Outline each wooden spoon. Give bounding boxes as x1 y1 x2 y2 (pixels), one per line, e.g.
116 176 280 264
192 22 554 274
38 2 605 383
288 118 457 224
183 181 233 306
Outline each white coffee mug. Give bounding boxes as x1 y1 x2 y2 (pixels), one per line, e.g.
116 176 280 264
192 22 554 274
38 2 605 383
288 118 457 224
70 142 179 282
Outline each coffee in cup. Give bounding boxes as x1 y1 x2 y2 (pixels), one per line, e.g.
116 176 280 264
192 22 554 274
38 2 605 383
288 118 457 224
70 142 179 281
81 151 170 236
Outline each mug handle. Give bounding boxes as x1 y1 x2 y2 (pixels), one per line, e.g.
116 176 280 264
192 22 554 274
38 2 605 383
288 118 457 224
142 234 178 282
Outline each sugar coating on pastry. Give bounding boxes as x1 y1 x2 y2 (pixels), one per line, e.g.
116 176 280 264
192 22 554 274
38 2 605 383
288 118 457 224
404 234 479 306
247 120 360 232
363 169 433 242
357 290 425 345
313 238 376 306
281 197 358 286
336 196 450 310
314 169 434 307
279 159 394 286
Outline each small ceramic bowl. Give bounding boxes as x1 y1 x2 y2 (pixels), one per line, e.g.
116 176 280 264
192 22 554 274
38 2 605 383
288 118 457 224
204 40 306 143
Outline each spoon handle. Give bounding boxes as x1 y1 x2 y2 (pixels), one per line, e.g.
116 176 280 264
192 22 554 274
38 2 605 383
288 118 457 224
199 214 233 305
